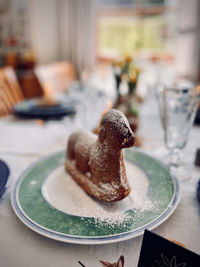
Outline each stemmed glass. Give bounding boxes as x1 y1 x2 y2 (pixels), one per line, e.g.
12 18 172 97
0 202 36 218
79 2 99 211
156 81 200 180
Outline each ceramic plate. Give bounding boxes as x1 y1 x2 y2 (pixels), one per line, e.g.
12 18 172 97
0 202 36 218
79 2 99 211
13 99 75 119
0 159 10 198
194 109 200 125
11 149 180 244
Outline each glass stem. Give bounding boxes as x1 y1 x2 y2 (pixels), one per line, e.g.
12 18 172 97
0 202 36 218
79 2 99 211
168 148 181 168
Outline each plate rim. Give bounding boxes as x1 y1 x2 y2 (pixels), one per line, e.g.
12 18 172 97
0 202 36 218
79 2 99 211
11 149 180 245
13 98 75 118
0 159 10 197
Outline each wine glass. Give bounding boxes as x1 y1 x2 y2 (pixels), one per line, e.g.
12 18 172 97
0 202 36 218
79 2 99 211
156 81 200 180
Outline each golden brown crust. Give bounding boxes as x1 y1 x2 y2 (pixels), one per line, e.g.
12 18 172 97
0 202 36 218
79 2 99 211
65 109 134 202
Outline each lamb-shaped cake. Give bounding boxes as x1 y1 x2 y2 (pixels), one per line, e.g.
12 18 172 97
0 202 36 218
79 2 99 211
65 109 135 202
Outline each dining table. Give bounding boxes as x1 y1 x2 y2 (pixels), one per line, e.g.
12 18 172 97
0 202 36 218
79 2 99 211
0 73 199 267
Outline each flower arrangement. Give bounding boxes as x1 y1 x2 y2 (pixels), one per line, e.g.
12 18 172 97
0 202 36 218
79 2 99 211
112 55 141 98
112 55 142 147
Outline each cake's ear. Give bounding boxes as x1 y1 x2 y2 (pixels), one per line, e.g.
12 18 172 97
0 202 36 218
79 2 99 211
99 126 106 142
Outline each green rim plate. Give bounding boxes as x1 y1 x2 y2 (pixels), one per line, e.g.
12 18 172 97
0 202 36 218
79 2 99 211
11 149 180 244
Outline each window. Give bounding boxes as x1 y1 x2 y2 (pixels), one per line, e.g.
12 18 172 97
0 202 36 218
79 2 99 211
97 0 177 60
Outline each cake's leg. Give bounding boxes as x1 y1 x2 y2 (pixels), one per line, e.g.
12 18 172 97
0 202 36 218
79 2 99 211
75 150 91 174
67 135 76 160
67 145 74 159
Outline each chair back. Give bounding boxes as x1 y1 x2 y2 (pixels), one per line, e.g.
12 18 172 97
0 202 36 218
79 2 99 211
0 67 24 117
34 62 76 96
3 66 24 102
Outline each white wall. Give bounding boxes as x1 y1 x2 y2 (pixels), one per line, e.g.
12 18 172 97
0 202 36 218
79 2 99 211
29 0 59 64
58 0 96 75
28 0 96 74
175 0 200 81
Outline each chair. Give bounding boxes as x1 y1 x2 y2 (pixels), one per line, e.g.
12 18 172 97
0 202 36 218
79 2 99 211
34 62 77 96
0 67 24 117
52 62 77 89
3 66 24 102
0 72 12 117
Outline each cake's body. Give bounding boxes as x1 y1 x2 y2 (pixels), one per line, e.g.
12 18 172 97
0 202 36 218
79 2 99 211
65 109 135 202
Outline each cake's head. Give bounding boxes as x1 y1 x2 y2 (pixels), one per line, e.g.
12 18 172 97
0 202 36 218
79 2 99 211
99 109 135 149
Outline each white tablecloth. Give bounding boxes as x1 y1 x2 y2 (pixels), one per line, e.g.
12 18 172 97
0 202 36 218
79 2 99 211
0 88 199 267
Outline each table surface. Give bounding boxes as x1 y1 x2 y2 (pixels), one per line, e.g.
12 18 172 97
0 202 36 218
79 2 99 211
0 80 200 267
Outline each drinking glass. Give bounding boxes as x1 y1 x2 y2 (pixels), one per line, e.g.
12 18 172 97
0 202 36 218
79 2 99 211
156 81 200 179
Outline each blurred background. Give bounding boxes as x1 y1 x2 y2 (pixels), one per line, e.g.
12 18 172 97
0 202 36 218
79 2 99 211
0 0 199 87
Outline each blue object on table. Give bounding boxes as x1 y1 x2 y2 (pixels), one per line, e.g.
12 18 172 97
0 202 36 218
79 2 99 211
13 99 76 120
197 179 200 204
0 160 10 198
194 109 200 125
138 230 200 267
